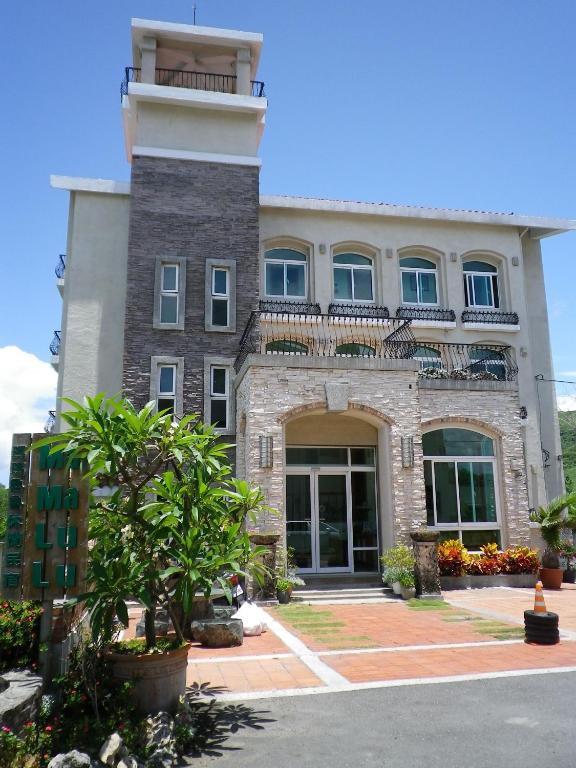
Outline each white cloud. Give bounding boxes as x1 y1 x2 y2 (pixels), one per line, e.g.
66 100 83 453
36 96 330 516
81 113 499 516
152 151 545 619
559 372 576 379
557 395 576 412
0 346 57 484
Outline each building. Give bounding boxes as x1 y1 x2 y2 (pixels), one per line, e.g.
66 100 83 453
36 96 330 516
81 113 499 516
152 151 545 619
49 17 576 576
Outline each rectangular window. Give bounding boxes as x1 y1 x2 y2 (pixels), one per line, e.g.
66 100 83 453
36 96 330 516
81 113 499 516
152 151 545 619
465 273 499 308
157 365 176 414
160 264 179 324
401 269 438 305
210 366 228 429
211 267 229 327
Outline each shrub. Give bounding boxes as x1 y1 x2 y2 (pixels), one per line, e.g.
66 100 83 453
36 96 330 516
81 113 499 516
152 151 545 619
381 545 415 586
437 539 469 576
499 546 540 575
398 570 415 588
0 600 42 672
467 553 501 575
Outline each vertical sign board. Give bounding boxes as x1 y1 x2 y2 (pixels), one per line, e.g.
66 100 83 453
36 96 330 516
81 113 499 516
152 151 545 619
1 433 88 601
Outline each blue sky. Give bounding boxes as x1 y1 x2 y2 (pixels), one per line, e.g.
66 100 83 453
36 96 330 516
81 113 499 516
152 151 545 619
1 0 575 376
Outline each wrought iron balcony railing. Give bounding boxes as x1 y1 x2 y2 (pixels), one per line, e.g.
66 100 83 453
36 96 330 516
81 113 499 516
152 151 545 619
396 306 456 322
120 66 265 100
414 342 518 382
50 331 61 356
235 311 414 372
55 254 66 279
461 309 519 325
44 410 56 434
328 303 390 319
259 299 321 314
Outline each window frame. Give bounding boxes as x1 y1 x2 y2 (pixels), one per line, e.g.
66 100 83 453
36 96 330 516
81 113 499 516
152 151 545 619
205 259 236 333
150 356 184 417
264 247 308 300
153 257 186 330
412 344 443 370
332 253 375 304
463 262 500 309
399 258 439 306
203 356 235 435
211 266 230 328
423 428 501 548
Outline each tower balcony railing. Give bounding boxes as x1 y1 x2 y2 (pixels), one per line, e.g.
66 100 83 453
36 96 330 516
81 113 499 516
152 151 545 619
235 310 518 382
44 410 56 434
120 66 265 100
396 306 456 322
461 309 519 325
55 254 66 279
50 331 61 357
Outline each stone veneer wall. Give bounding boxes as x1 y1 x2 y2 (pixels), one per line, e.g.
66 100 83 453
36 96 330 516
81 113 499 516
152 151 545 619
419 387 530 546
235 364 427 545
122 155 260 421
236 363 530 549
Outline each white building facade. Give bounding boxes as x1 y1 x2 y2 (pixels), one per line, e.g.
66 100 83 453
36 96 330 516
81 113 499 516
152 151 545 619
49 18 575 575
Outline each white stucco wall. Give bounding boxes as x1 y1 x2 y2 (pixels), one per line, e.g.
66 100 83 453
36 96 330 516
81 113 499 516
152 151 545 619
56 191 130 424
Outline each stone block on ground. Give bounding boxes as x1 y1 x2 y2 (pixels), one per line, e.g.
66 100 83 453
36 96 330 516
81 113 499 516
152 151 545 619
190 618 243 647
0 670 43 733
48 751 98 768
99 732 124 765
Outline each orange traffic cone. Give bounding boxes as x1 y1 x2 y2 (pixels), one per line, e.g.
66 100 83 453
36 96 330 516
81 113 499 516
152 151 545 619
533 580 547 613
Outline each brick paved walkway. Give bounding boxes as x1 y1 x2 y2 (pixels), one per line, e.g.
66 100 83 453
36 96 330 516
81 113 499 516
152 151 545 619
181 590 576 699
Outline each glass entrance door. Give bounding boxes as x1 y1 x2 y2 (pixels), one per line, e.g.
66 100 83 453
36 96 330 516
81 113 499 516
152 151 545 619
316 474 350 570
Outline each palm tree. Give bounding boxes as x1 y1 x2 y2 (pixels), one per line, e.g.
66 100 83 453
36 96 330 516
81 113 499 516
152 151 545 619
529 492 576 568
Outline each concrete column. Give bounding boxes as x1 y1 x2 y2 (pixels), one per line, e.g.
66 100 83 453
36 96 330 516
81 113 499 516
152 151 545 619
236 47 251 95
410 530 442 598
140 36 157 84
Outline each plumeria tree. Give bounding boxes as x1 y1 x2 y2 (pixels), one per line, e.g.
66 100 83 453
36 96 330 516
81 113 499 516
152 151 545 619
36 394 269 649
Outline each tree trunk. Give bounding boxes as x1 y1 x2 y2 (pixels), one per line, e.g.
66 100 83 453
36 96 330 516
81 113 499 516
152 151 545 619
144 602 157 649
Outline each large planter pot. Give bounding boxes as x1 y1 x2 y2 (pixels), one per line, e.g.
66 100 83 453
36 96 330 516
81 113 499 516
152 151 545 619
440 575 470 590
563 569 576 584
277 590 291 604
400 586 416 600
391 581 402 595
539 568 563 590
440 574 537 590
106 643 190 714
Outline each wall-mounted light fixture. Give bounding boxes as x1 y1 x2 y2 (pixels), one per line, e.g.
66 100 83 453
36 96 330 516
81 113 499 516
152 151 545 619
401 436 414 468
259 436 274 468
519 406 528 420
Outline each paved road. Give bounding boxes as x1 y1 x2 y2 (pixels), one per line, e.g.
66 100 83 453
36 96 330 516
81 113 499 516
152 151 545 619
184 671 576 768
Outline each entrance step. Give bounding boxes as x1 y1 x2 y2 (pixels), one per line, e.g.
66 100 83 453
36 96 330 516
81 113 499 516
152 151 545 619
292 583 396 605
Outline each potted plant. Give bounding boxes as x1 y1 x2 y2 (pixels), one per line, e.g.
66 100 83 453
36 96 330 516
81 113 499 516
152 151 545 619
530 492 576 589
35 394 269 713
398 569 416 600
276 577 292 604
559 540 576 583
381 545 415 595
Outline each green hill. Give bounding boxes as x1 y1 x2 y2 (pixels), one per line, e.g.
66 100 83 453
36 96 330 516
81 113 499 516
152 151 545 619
559 411 576 493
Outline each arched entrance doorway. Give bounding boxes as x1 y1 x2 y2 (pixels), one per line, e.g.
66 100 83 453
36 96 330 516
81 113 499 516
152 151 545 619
284 412 381 574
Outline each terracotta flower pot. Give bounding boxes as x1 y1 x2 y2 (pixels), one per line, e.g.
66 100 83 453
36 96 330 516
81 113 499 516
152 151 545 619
539 567 563 590
105 643 190 714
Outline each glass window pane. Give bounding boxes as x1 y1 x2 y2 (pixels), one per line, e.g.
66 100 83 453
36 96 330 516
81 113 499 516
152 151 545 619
433 462 459 523
463 261 497 273
353 549 379 571
160 295 177 324
461 529 501 550
335 343 375 357
286 447 348 465
399 257 436 269
423 428 494 457
159 366 174 394
334 268 352 300
424 460 434 526
266 262 285 295
211 399 227 428
350 448 375 465
286 263 306 296
458 462 497 523
333 253 372 266
162 265 177 291
213 269 228 295
492 276 500 308
472 275 492 306
266 339 308 354
265 248 306 262
353 268 373 300
318 475 349 568
351 472 378 548
419 272 437 304
157 398 174 414
286 475 312 569
211 367 226 395
212 298 228 327
402 271 418 303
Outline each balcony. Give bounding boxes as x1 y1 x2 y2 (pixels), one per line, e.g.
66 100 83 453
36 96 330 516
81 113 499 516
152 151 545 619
50 331 60 370
415 342 518 383
328 303 390 319
461 309 520 329
55 254 66 295
120 66 266 101
44 410 56 434
396 306 456 324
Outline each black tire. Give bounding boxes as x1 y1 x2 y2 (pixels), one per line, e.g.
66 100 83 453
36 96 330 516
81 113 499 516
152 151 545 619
524 611 559 627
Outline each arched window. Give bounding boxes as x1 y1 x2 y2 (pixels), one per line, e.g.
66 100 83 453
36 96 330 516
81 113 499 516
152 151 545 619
412 345 443 370
469 346 507 380
400 257 438 305
265 247 307 298
423 427 500 549
335 342 376 357
266 339 309 355
333 253 374 302
463 261 499 308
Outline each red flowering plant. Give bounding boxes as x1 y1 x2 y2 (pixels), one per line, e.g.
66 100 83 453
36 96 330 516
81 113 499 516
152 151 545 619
437 539 469 576
499 546 540 575
0 721 52 768
0 600 42 672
